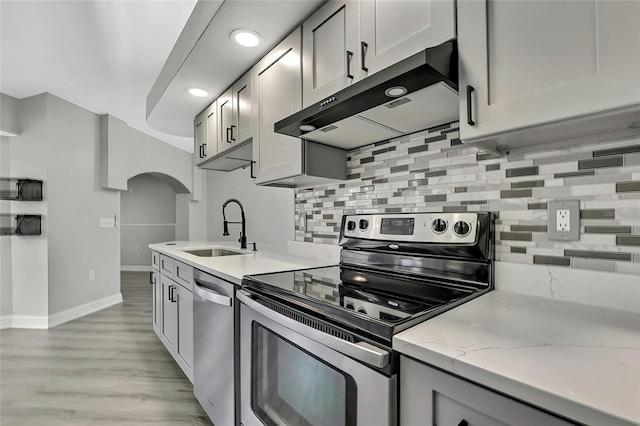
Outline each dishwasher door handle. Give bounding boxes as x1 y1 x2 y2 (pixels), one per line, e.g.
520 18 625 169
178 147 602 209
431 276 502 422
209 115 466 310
194 281 232 307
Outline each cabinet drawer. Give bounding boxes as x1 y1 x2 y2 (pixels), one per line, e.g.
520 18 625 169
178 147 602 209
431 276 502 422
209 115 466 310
160 255 175 278
151 251 160 271
400 356 574 426
173 260 193 291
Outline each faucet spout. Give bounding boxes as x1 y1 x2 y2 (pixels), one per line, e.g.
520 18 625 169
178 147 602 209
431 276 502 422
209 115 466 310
222 198 247 249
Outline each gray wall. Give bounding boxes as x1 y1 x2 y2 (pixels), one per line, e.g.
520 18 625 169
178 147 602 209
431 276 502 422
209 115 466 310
0 137 13 318
206 167 294 248
121 174 177 267
46 94 121 316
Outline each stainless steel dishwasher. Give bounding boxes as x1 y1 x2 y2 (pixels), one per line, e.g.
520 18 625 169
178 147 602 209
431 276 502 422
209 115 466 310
193 269 236 426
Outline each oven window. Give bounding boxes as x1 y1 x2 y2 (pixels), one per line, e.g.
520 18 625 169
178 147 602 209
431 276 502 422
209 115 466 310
251 323 357 426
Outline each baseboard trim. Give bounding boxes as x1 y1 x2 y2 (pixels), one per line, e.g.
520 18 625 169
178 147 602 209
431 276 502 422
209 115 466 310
121 265 152 272
48 293 123 328
10 315 49 329
0 315 13 330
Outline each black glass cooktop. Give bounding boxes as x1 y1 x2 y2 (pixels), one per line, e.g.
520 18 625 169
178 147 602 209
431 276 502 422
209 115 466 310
243 265 475 341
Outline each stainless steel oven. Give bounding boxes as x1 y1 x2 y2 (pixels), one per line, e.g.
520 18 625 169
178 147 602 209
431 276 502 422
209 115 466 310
238 289 395 426
239 212 494 426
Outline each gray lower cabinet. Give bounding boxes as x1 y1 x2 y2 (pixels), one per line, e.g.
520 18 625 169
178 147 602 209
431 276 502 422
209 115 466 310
152 253 194 382
400 356 573 426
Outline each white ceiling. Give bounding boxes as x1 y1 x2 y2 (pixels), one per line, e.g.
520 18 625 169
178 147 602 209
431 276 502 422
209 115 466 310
0 0 198 152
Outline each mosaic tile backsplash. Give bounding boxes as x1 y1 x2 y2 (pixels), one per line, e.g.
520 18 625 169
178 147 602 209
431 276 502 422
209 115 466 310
295 122 640 275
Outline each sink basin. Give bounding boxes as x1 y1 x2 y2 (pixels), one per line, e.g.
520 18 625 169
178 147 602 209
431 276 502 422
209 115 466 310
182 248 246 257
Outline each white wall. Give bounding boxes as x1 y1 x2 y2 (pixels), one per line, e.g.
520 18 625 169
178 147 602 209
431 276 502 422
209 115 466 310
0 136 13 321
206 167 294 248
121 174 177 267
0 92 20 135
46 94 121 317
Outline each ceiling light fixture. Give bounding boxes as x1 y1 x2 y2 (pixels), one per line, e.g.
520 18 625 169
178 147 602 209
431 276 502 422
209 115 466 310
385 86 408 97
187 87 208 98
230 29 262 48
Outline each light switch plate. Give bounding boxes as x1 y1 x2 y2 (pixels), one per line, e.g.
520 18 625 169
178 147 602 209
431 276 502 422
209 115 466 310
99 217 115 229
548 200 580 241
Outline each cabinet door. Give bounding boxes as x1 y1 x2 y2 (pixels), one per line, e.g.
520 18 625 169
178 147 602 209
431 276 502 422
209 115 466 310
232 71 252 144
152 271 161 333
302 0 359 108
218 88 234 153
252 28 303 185
194 109 207 164
205 102 218 159
400 356 573 426
161 275 178 349
359 0 455 77
176 285 193 369
458 0 640 143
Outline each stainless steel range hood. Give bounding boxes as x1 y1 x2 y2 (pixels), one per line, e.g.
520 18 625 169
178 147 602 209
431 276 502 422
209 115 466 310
275 41 458 149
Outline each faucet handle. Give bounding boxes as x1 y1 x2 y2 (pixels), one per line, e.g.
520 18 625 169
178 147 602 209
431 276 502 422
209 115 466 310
248 242 257 251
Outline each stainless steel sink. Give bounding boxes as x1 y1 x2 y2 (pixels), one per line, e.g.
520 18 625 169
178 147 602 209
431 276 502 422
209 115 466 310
181 248 246 257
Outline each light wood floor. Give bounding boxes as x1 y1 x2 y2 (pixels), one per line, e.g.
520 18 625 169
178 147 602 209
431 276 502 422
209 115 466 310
0 272 213 426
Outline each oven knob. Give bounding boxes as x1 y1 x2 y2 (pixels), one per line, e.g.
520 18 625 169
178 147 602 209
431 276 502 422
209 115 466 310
453 221 471 237
431 218 447 234
357 308 367 315
345 302 354 310
359 219 369 231
347 220 356 231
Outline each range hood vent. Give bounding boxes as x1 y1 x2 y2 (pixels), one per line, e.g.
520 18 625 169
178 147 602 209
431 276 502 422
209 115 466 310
275 40 458 149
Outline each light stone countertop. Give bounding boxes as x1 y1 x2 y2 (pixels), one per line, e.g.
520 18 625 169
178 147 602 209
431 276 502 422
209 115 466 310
149 241 336 285
393 291 640 426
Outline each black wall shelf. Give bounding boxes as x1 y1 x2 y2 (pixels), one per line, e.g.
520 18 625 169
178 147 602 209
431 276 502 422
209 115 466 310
0 178 44 201
0 214 42 236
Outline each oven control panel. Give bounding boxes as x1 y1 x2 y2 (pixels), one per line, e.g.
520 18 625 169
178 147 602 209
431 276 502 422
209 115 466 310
342 213 479 243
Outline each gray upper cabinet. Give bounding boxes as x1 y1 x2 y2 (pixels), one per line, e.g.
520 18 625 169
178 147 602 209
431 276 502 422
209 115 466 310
194 102 218 166
302 0 359 108
458 0 640 152
301 0 455 108
232 71 252 144
359 0 455 77
217 88 234 154
252 28 304 185
204 103 218 159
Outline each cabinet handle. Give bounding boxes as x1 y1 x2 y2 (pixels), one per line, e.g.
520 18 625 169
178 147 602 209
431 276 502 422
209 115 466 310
169 285 177 303
457 420 468 426
230 125 237 141
149 272 154 285
360 41 368 72
466 85 476 126
200 144 206 158
346 50 354 80
161 259 164 269
226 127 232 144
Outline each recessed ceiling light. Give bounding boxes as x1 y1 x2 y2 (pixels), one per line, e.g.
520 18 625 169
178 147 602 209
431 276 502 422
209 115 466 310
230 29 262 48
187 87 208 98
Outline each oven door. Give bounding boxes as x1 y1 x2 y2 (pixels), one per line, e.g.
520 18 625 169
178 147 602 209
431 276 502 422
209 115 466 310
238 290 396 426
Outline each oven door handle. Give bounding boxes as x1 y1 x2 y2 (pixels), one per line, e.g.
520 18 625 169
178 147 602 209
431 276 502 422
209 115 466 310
237 290 390 369
194 280 233 307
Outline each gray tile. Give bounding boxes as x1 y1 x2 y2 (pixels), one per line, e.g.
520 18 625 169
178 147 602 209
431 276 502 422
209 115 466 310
505 166 539 178
578 156 623 170
347 173 361 179
390 165 409 173
528 202 548 210
408 178 429 187
426 134 447 143
322 214 333 219
372 178 388 184
385 207 403 213
461 200 488 205
486 163 501 171
454 187 467 193
564 249 631 261
580 209 615 219
373 198 388 205
374 140 390 146
584 226 632 234
511 224 548 232
554 170 595 178
533 255 570 267
500 231 533 241
334 201 346 207
510 246 527 254
372 147 389 155
500 188 533 198
424 170 448 178
312 233 339 239
451 138 463 146
616 235 640 246
360 156 375 164
427 123 451 133
593 144 640 157
425 194 446 202
477 152 500 162
511 180 544 189
570 258 616 272
408 145 430 154
441 128 459 135
443 205 468 212
616 181 640 193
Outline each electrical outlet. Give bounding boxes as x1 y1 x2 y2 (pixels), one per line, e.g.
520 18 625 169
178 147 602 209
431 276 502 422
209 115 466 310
548 200 580 241
89 270 95 281
557 209 570 231
99 218 115 228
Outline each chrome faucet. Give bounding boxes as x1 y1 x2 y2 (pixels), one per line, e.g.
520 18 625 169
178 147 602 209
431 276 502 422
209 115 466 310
222 198 248 250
